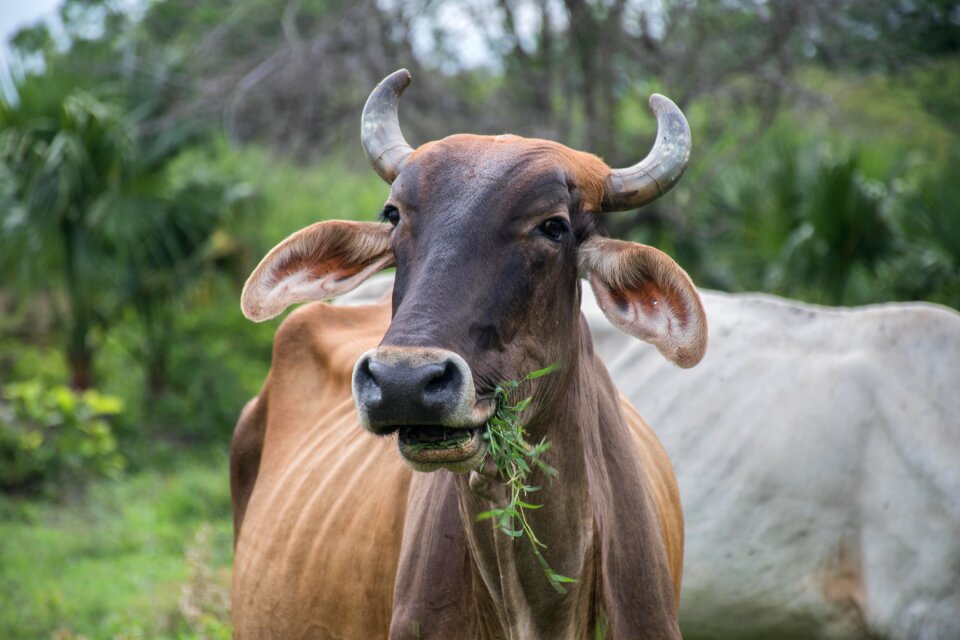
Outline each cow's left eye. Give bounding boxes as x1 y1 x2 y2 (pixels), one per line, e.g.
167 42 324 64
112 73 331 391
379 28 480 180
381 205 401 227
539 218 569 241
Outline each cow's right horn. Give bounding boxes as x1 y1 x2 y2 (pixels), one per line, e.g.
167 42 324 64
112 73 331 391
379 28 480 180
361 69 415 184
601 94 691 212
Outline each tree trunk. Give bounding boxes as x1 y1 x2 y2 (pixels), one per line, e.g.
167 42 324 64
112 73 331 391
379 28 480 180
67 346 94 391
147 352 169 398
63 219 96 390
566 0 600 151
564 0 624 158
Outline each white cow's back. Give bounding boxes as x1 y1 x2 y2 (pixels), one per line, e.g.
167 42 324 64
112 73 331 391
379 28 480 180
585 289 960 640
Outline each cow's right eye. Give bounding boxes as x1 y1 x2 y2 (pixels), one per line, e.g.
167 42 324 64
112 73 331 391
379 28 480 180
381 206 401 227
539 217 569 242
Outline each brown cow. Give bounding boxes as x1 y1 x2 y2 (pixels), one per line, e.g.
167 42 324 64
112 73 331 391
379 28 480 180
231 69 707 639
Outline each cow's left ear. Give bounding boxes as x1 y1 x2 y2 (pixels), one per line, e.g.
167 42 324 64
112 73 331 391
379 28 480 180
241 220 395 322
580 236 707 368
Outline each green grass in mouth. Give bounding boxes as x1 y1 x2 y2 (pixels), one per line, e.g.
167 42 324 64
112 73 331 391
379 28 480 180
476 363 576 594
403 428 474 452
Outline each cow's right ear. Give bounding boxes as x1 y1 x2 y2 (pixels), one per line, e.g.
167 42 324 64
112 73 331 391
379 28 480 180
241 220 395 322
580 235 707 368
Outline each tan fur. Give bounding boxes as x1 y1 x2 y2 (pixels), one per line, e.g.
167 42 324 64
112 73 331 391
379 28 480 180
619 393 684 596
232 301 408 638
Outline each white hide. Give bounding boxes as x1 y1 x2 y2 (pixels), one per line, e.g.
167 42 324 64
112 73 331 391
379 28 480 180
339 275 960 640
585 289 960 640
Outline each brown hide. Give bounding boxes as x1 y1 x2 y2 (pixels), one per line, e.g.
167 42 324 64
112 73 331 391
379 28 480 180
232 301 409 637
231 297 683 638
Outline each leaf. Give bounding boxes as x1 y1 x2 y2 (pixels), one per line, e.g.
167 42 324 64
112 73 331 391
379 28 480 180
537 462 559 478
82 390 124 416
524 362 559 380
515 500 543 510
511 397 532 412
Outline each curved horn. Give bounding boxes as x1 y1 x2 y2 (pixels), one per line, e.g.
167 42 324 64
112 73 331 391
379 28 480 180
602 94 691 211
361 69 415 184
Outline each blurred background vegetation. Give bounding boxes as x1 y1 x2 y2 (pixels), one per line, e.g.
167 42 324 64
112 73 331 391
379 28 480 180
0 0 957 637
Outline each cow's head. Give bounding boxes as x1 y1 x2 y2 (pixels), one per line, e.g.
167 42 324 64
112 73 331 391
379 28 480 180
241 70 706 473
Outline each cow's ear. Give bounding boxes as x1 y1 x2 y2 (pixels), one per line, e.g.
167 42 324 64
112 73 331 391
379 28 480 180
241 220 395 322
580 236 707 368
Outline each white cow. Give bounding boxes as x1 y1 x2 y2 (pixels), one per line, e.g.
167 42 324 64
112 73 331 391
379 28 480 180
339 275 960 640
584 289 960 640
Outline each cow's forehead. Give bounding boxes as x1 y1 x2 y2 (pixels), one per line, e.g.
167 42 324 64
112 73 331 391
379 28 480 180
394 134 610 213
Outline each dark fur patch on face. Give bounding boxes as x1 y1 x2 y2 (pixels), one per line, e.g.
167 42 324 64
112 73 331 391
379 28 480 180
380 134 611 392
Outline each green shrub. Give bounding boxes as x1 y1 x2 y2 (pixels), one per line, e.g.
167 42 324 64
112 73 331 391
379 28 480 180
0 380 125 495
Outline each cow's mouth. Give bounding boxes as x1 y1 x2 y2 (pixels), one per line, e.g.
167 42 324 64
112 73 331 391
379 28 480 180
396 425 486 471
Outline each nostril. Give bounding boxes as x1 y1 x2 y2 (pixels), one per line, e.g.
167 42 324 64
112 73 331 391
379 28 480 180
424 360 462 398
354 356 382 403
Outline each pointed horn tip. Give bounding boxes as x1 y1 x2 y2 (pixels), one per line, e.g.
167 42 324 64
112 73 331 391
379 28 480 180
648 93 691 141
647 93 680 115
380 68 412 93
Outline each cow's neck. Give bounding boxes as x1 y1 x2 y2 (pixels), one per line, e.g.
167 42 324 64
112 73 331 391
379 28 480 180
389 317 679 639
452 341 597 638
456 318 677 638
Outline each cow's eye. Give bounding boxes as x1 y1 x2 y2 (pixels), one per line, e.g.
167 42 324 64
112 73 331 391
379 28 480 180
539 217 569 241
381 206 401 227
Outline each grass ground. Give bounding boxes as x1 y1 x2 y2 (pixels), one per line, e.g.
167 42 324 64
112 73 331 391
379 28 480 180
0 455 233 639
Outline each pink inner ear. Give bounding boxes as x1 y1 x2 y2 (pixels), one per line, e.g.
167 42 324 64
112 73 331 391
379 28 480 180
311 260 348 280
283 256 362 283
588 267 706 369
608 286 664 326
247 252 390 321
632 280 692 329
241 220 394 322
593 276 676 345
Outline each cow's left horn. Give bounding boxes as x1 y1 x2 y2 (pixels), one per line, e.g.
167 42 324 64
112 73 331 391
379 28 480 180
602 94 691 211
361 69 415 184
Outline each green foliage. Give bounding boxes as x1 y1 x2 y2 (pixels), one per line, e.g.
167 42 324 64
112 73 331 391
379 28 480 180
0 456 232 640
909 56 960 130
2 135 381 454
0 381 125 495
0 82 134 384
709 135 895 305
0 67 257 391
200 142 388 249
477 364 575 593
594 610 608 640
821 1 960 70
882 149 960 306
143 278 272 445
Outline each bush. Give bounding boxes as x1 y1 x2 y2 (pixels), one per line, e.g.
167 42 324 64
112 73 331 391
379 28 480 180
0 380 125 495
